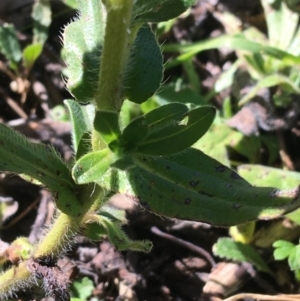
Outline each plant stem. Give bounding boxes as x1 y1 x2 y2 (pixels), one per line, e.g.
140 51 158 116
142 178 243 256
34 184 103 258
95 0 135 112
0 262 33 297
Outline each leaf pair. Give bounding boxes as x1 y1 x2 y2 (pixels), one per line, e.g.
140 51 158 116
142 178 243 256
93 102 216 156
73 102 216 183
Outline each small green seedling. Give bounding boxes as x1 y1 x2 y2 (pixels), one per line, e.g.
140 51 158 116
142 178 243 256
1 0 300 299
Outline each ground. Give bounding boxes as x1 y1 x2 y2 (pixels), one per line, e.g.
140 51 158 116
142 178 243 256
0 1 299 301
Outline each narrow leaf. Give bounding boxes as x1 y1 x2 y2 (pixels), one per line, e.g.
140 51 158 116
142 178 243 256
0 124 81 216
22 43 43 71
136 106 216 155
96 215 152 252
64 99 94 156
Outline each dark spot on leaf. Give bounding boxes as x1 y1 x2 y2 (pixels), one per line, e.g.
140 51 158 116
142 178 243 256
184 198 192 205
166 166 171 169
226 184 233 188
65 203 71 208
232 204 241 210
198 190 213 197
215 165 226 172
190 180 199 187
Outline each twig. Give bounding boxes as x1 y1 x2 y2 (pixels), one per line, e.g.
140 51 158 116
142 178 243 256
151 226 216 267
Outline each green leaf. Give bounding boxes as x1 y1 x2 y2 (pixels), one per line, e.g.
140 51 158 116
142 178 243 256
125 148 300 226
135 106 216 155
163 35 300 69
239 74 300 106
121 102 188 152
32 0 51 45
62 0 104 103
132 0 195 23
22 43 43 71
62 0 78 9
273 240 295 260
95 214 152 252
0 23 22 67
155 82 206 106
121 115 148 150
288 244 300 271
72 148 114 185
84 222 106 241
213 237 273 274
93 110 121 147
64 99 94 157
71 277 94 300
238 165 300 190
261 0 298 50
123 25 163 104
0 124 82 217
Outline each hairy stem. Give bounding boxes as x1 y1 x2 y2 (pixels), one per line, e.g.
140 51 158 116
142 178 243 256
0 185 104 296
34 184 103 258
95 1 135 112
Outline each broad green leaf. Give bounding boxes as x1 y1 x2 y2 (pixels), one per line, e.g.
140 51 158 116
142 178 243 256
213 237 273 274
136 106 216 155
22 43 43 71
0 124 81 216
237 164 300 225
64 99 94 157
71 277 94 300
72 148 114 184
238 165 300 190
273 240 295 260
0 23 22 67
132 0 195 23
63 0 104 103
126 148 300 226
94 110 121 147
288 244 300 271
123 25 163 104
32 0 51 45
